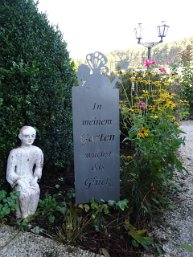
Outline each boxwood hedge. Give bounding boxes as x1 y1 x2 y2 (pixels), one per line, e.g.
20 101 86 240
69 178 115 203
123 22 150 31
0 0 77 173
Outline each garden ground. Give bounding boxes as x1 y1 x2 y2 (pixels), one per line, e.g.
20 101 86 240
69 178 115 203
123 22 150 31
0 120 193 257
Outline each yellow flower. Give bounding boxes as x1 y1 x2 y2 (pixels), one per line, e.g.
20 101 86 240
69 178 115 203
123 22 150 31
145 80 151 85
167 115 176 122
153 98 164 104
148 105 155 111
142 90 149 97
126 155 132 161
165 101 176 108
130 77 135 82
136 109 142 114
138 127 149 138
160 92 174 100
151 115 158 119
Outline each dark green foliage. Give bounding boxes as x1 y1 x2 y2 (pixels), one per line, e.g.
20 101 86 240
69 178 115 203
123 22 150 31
0 190 19 219
37 194 67 223
0 0 77 171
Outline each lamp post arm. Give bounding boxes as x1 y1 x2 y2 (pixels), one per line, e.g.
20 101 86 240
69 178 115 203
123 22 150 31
139 41 161 48
138 41 161 61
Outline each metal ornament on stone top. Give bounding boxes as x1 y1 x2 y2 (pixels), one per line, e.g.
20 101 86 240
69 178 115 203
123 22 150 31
72 51 120 203
77 51 120 88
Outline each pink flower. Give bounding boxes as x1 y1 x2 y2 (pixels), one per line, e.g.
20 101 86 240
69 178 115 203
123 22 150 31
145 59 150 68
138 100 147 110
145 59 156 68
159 66 167 74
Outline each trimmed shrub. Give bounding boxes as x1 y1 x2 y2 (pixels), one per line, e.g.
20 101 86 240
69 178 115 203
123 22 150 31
0 0 76 172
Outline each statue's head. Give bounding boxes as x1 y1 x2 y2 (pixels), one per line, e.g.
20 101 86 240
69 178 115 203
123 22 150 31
18 126 36 146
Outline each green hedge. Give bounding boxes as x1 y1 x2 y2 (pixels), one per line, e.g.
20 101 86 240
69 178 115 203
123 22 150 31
0 0 76 171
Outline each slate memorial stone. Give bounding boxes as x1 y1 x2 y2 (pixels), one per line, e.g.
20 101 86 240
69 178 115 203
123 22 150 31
72 51 120 203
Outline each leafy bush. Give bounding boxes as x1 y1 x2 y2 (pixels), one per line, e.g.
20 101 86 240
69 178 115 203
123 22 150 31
0 0 76 172
178 45 193 118
37 194 66 223
119 64 185 217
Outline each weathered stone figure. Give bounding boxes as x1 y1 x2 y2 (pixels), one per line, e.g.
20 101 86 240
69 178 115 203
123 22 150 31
6 126 44 219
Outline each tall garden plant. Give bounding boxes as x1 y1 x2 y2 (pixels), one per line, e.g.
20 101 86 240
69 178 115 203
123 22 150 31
119 64 186 218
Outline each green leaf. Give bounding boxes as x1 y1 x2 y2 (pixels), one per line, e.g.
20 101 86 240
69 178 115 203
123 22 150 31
116 199 128 211
48 215 55 223
100 248 111 257
180 243 193 252
131 239 139 248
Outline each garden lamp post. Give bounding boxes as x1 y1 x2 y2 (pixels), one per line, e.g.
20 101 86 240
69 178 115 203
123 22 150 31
134 21 169 61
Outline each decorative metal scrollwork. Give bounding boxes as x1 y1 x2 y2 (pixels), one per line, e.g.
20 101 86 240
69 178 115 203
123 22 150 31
86 51 109 75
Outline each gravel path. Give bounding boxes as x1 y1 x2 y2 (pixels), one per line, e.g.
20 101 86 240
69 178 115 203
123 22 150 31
143 120 193 257
0 224 103 257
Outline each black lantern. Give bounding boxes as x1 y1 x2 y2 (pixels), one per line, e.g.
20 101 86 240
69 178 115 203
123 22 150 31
157 21 169 42
134 23 142 44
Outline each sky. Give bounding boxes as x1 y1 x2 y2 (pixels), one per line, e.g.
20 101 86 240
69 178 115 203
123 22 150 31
37 0 193 60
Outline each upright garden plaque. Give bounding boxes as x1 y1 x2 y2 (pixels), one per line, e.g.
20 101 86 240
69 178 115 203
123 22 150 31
72 51 120 203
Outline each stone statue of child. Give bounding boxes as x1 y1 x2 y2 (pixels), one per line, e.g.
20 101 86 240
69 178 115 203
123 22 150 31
6 126 44 219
